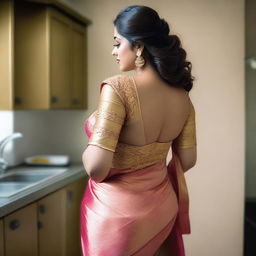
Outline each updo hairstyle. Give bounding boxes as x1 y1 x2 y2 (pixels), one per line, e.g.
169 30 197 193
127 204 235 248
114 5 194 92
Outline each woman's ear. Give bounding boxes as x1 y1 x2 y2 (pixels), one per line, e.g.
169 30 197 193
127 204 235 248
135 43 144 54
136 44 144 51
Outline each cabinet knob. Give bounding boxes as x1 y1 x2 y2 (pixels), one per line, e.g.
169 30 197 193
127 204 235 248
38 204 47 214
37 221 43 229
9 219 20 230
72 98 80 105
67 190 74 205
14 97 23 105
51 96 59 103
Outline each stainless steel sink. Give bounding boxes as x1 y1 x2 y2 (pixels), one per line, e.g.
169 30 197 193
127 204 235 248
0 167 68 197
0 174 50 183
0 182 32 197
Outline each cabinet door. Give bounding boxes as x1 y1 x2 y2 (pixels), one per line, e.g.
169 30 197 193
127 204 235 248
0 218 4 256
0 0 14 110
70 21 87 109
49 9 71 109
4 203 38 256
65 177 87 256
38 188 66 256
14 2 49 110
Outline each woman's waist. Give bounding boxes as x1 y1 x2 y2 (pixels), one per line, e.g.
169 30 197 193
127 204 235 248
112 141 171 170
87 162 177 216
102 160 170 192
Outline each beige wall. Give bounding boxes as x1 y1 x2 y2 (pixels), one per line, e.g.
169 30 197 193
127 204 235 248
65 0 245 255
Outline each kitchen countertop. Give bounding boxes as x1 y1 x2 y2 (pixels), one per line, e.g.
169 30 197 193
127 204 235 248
0 164 87 218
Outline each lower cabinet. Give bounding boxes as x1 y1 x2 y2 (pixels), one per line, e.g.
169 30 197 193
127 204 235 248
5 203 38 256
1 177 87 256
0 219 5 256
38 188 67 256
65 178 86 256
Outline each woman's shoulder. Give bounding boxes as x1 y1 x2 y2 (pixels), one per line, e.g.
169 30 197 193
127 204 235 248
101 74 135 102
102 74 132 87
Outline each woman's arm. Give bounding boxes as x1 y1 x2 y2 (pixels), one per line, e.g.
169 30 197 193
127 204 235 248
82 145 113 182
83 83 126 182
174 146 197 172
172 102 197 171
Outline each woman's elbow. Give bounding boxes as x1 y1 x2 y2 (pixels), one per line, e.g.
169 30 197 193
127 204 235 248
182 159 196 172
87 168 106 182
182 155 197 172
82 150 109 182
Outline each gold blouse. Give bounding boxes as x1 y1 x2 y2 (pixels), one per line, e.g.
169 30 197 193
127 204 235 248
88 75 196 170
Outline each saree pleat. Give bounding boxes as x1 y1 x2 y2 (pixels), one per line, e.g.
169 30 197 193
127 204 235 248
80 153 190 256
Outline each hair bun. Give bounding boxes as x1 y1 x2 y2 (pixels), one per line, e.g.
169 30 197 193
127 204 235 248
114 5 194 91
159 19 170 36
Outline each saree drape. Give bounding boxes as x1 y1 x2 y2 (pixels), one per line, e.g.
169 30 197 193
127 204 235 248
80 149 190 256
80 75 195 256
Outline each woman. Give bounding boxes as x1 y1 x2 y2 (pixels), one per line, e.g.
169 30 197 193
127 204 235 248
80 5 196 256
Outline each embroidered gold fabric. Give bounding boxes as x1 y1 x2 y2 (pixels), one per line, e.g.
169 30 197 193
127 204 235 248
173 103 196 149
102 75 140 122
88 84 126 152
88 74 196 169
112 141 171 170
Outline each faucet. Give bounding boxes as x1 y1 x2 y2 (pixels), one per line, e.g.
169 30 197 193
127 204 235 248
0 132 23 173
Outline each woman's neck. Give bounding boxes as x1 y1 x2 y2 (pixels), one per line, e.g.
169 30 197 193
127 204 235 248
134 63 163 85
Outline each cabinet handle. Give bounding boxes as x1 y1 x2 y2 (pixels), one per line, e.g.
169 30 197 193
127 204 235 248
14 97 23 105
9 219 20 230
72 98 80 105
67 190 74 205
37 221 43 229
38 204 47 214
51 96 59 103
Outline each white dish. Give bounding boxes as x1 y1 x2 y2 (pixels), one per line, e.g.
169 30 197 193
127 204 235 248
24 155 70 166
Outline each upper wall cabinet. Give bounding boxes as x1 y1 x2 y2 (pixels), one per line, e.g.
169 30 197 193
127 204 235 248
0 0 14 110
0 0 90 110
15 2 88 110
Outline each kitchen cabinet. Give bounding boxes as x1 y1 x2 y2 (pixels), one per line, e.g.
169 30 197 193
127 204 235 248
14 2 87 110
0 219 4 256
38 177 86 256
65 178 86 256
0 0 89 110
0 0 14 110
1 177 87 256
70 22 87 109
4 203 38 256
38 188 66 256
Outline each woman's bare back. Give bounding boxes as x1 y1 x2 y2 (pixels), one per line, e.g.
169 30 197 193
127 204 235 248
118 74 192 146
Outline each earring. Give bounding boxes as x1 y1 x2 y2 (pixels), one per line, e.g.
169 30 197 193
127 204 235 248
135 51 145 68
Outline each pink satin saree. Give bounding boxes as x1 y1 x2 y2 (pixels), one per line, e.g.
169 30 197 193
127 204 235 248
81 75 194 255
80 120 190 256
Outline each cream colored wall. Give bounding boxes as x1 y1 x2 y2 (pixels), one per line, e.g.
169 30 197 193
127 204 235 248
59 0 245 255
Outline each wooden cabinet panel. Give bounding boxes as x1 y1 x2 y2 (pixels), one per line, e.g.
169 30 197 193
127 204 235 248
1 1 88 110
38 188 66 256
14 2 49 109
71 22 87 109
0 218 4 256
12 3 87 110
0 0 14 110
4 203 38 256
65 177 87 256
49 10 71 109
1 177 87 256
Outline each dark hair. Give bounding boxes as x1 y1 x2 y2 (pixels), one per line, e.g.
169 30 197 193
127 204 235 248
114 5 194 91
